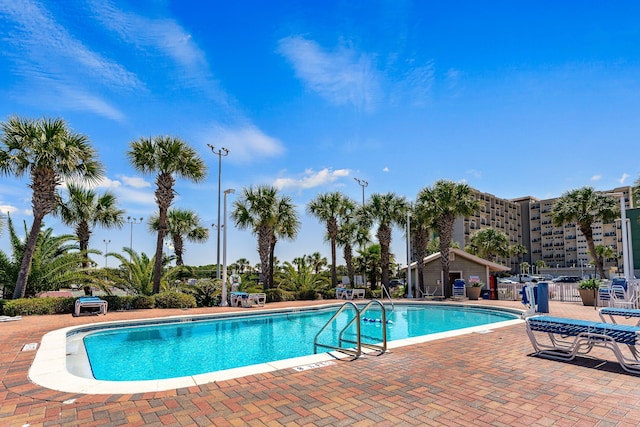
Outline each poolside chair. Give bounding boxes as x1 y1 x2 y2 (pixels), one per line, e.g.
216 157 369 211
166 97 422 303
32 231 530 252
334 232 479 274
73 296 108 317
599 307 640 326
610 285 639 309
248 293 266 307
230 292 250 307
452 279 466 298
525 315 640 374
598 284 612 307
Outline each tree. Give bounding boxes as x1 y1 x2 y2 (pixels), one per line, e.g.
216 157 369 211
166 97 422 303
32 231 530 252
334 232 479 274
56 183 125 268
363 193 409 291
149 208 209 266
418 180 482 298
0 116 103 299
127 136 206 294
510 243 528 274
268 195 300 289
306 252 328 275
551 187 618 280
307 192 355 287
232 185 299 291
465 227 510 262
410 200 435 295
105 248 165 296
594 245 616 278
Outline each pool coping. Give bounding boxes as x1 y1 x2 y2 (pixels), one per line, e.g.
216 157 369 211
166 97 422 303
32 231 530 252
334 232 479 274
29 302 525 395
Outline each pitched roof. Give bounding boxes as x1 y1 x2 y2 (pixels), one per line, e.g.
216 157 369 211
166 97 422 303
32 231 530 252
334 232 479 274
409 248 510 272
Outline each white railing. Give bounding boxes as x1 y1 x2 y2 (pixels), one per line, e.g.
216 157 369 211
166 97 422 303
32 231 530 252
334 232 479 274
497 282 581 303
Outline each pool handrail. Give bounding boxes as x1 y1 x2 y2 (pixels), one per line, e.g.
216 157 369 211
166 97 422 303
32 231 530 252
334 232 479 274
313 301 361 357
340 300 387 355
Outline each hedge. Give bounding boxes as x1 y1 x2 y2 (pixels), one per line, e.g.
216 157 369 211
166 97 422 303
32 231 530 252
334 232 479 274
153 291 197 309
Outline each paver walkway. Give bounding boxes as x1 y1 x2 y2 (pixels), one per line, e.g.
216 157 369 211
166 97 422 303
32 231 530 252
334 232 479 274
2 299 640 426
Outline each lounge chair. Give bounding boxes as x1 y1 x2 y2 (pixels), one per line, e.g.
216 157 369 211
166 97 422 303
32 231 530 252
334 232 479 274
525 315 640 374
599 307 640 326
230 292 250 307
452 279 466 298
248 293 266 307
73 296 108 317
610 285 639 309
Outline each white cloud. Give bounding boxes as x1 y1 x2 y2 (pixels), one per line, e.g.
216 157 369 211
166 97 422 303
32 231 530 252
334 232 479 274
120 176 152 189
204 125 285 164
273 168 351 190
619 173 630 184
466 169 482 179
0 205 19 215
383 167 390 172
591 175 602 181
115 187 156 206
405 60 435 106
278 35 381 111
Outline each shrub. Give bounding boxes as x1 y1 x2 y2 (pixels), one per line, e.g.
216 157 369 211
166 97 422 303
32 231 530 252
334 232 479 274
131 295 155 309
265 288 295 303
296 289 319 300
2 298 58 316
153 291 197 309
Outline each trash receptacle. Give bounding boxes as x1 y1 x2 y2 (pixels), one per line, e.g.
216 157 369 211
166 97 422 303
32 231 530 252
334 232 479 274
537 282 549 313
481 289 491 299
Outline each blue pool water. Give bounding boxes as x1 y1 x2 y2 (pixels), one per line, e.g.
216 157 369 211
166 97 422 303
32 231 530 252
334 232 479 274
82 304 518 381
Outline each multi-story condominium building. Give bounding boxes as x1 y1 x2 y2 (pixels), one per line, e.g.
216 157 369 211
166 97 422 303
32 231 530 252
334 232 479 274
453 186 635 275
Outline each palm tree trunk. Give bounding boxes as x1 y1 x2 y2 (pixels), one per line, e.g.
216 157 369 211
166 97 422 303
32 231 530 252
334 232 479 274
13 215 44 299
344 243 354 286
582 226 605 279
439 216 454 299
258 226 271 292
377 225 391 292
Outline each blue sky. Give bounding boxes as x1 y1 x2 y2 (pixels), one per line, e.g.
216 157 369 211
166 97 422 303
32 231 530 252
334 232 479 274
1 1 639 268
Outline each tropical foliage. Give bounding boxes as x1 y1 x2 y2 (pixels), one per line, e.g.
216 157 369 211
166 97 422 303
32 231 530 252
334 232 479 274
149 208 209 266
0 116 103 298
127 136 207 294
551 187 618 279
465 227 510 262
417 180 481 298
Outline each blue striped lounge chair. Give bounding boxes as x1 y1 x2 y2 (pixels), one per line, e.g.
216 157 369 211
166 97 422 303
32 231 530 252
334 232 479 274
599 307 640 326
526 315 640 374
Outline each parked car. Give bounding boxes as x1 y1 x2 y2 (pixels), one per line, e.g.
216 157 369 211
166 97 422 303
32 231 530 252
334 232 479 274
552 276 581 283
389 279 405 288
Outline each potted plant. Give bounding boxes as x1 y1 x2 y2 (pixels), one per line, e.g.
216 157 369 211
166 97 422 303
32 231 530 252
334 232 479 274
466 281 484 300
578 278 600 306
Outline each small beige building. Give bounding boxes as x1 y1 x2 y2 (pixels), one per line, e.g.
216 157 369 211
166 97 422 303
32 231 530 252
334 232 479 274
407 248 510 297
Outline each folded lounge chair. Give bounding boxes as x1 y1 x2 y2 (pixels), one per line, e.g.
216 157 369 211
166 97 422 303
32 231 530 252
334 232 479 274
73 296 108 317
525 315 640 374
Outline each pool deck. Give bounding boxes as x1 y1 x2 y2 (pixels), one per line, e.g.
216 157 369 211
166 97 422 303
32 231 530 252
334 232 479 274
2 299 640 426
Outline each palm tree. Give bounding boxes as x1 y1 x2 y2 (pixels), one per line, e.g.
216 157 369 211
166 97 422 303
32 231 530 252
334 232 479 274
305 252 328 274
551 187 618 280
127 136 207 294
56 183 125 268
104 248 158 296
510 244 528 275
465 227 510 262
0 116 103 299
232 185 300 291
336 213 360 286
234 258 252 274
410 200 435 296
363 193 409 291
307 192 355 287
268 195 299 288
594 245 616 278
148 208 209 266
418 180 482 298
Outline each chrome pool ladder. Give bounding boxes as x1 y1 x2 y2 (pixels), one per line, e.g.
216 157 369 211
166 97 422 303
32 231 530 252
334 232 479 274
313 300 387 358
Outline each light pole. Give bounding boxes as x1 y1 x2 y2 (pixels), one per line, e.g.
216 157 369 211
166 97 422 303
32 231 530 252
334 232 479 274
354 177 368 287
126 216 143 262
208 144 229 279
354 177 368 207
406 210 412 298
103 239 110 268
221 188 236 306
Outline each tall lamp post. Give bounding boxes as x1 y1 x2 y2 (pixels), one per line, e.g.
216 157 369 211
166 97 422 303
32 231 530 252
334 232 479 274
354 177 368 286
103 239 110 268
126 216 143 262
208 145 229 279
406 210 412 298
221 188 236 306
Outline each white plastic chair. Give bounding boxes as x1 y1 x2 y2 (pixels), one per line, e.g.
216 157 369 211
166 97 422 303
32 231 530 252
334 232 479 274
610 285 639 309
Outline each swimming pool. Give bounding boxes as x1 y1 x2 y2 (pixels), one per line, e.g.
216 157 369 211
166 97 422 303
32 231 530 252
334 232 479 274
30 302 523 394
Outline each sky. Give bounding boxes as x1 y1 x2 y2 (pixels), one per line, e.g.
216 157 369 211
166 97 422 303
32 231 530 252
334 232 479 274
1 0 639 269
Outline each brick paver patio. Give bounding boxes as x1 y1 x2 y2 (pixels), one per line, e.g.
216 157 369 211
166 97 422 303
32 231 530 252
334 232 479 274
2 299 640 426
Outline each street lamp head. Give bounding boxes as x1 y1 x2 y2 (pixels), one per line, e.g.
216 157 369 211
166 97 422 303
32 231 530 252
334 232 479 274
225 188 236 195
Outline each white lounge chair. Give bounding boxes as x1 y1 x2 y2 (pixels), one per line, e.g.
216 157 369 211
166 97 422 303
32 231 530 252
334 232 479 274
249 293 266 307
73 297 108 317
526 315 640 374
230 292 250 307
610 285 639 309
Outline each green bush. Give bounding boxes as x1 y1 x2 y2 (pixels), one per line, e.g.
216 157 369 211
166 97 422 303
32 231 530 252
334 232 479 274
296 289 319 300
320 289 336 299
2 298 58 316
153 291 197 309
266 288 294 303
131 295 155 309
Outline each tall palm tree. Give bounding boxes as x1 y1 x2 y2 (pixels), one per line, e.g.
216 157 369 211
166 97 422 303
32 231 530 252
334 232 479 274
307 192 355 287
363 193 409 290
410 200 435 296
465 227 510 262
510 243 528 274
56 183 125 268
232 185 299 291
551 187 617 280
305 252 328 274
418 180 482 298
336 214 359 286
0 116 103 298
148 208 209 266
127 136 207 294
268 194 300 288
